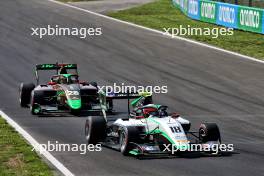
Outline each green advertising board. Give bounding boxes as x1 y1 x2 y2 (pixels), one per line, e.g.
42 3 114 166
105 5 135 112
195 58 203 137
238 6 263 33
200 0 217 23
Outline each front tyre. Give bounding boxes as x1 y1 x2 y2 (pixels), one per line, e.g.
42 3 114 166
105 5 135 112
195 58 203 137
19 83 35 107
85 116 106 144
119 126 140 156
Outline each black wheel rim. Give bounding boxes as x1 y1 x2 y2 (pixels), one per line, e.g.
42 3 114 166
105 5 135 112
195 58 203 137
200 129 206 137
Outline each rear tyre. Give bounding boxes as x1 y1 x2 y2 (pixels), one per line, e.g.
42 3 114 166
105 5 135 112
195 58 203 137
90 81 98 88
119 126 140 156
19 83 35 107
85 116 106 144
199 123 221 143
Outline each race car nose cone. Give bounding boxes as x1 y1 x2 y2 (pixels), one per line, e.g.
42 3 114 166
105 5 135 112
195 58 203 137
68 99 81 110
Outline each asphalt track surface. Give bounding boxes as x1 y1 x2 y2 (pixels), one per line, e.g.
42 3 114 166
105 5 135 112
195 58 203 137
1 0 264 175
69 0 155 14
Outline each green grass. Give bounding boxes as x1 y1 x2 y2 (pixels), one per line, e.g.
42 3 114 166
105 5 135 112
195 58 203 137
0 117 54 176
108 0 264 59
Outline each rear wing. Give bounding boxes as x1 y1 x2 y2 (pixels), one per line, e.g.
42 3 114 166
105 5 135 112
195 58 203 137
100 92 152 117
35 63 78 84
100 92 140 114
106 92 140 99
36 64 77 70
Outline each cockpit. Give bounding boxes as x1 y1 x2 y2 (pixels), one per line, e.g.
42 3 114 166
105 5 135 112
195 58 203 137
132 105 169 119
50 74 79 84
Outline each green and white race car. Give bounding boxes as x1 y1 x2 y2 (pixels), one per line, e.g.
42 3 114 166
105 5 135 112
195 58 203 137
85 93 222 156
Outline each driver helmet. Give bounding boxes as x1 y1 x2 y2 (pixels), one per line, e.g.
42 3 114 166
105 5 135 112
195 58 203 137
158 106 168 117
143 107 158 117
59 75 67 84
59 67 67 74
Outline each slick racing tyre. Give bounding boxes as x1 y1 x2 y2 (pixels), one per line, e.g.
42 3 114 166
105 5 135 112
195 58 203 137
89 81 98 88
85 116 106 144
119 126 140 156
19 83 35 107
199 123 221 143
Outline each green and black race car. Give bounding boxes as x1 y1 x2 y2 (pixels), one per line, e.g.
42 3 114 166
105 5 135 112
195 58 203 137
19 63 103 115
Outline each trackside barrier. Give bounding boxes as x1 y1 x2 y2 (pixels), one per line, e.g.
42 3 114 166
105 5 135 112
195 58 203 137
172 0 264 34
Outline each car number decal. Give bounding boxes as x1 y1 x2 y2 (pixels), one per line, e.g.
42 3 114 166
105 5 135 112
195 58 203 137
66 90 79 96
170 126 182 133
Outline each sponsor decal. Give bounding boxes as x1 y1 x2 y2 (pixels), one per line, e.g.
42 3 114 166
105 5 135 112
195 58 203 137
217 3 238 28
188 0 200 20
238 6 263 33
200 0 217 23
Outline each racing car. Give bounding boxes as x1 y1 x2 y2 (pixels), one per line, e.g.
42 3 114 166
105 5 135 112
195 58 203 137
85 92 221 156
19 63 103 115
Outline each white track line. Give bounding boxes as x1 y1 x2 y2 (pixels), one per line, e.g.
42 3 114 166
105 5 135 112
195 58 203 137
47 0 264 64
0 110 74 176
